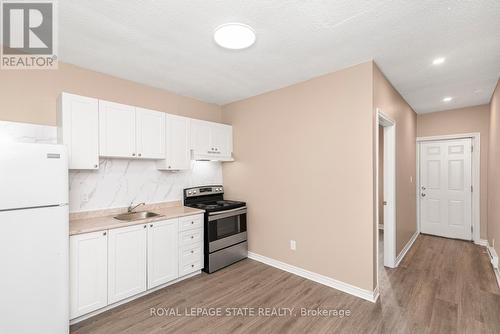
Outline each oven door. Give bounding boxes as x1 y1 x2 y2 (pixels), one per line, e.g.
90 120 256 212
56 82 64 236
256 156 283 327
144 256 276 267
208 207 247 253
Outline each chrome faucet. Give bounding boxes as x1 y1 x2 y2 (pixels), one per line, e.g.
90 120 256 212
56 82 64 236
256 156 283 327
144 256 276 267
128 202 145 213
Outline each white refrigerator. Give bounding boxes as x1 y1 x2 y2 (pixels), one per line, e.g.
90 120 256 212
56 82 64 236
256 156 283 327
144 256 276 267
0 143 69 334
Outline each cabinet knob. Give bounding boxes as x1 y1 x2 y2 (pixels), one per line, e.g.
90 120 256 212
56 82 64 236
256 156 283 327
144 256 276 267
138 153 142 157
103 232 106 236
191 221 194 225
150 224 153 227
168 166 171 169
132 153 136 156
94 164 98 168
191 250 194 254
144 225 147 228
191 264 194 268
191 236 194 239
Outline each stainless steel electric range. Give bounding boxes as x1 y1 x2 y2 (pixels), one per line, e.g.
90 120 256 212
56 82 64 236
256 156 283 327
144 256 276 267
183 185 247 273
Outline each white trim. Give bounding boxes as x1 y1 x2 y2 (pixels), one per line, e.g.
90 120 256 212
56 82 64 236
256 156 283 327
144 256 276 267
376 110 397 269
486 243 500 289
248 252 378 303
475 239 489 247
416 133 481 242
394 231 419 267
70 270 201 325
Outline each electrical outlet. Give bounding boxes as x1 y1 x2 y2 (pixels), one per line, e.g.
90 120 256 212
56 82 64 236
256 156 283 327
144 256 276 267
290 240 296 251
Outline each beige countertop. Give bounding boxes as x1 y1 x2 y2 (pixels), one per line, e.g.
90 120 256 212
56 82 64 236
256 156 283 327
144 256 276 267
69 201 204 236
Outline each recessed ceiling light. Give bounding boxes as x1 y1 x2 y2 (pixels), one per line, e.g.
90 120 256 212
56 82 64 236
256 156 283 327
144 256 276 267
432 57 446 65
442 96 453 102
214 23 256 50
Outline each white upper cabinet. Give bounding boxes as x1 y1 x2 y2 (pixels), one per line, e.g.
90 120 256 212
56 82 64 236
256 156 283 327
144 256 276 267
190 120 233 161
211 124 233 158
57 93 99 169
147 219 179 289
99 100 136 158
99 102 165 159
157 114 190 170
136 107 165 159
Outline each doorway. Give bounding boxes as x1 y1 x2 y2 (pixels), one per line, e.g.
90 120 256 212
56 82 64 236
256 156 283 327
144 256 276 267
418 137 476 241
376 111 396 270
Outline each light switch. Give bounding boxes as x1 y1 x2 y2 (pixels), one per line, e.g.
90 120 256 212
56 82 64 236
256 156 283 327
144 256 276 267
290 240 296 251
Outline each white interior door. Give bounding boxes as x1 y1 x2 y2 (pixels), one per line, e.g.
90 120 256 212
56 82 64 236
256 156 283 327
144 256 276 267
420 139 472 240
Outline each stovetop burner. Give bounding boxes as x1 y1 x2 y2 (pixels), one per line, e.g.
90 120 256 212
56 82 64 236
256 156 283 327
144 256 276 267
183 186 245 213
192 200 245 212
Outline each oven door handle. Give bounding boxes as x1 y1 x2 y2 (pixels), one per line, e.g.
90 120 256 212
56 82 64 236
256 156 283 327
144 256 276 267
208 207 247 221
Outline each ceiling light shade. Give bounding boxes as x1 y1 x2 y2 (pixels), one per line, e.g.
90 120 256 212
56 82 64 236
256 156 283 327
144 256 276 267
442 96 453 102
432 57 446 65
214 23 256 50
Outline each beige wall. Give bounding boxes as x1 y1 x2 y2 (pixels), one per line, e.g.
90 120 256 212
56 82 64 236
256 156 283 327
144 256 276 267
488 79 500 256
373 65 417 254
0 62 221 126
417 105 490 239
222 62 376 291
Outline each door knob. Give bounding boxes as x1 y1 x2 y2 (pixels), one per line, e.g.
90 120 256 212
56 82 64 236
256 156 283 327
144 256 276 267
421 193 426 197
421 186 426 190
383 201 387 206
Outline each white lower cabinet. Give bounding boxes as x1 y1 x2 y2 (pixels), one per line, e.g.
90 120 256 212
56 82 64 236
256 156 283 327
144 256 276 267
70 214 204 321
70 231 108 319
107 224 147 304
147 219 179 289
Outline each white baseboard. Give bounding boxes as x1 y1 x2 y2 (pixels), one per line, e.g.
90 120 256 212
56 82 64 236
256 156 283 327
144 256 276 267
394 231 419 267
70 270 201 325
247 252 378 303
378 224 384 230
474 239 489 247
486 244 500 289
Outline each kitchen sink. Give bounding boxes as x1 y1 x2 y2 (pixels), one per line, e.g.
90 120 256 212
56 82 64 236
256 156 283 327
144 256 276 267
114 211 162 222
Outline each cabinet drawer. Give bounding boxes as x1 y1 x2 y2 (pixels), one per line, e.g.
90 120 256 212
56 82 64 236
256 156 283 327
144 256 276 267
179 229 202 246
179 259 202 277
179 243 202 265
179 214 203 231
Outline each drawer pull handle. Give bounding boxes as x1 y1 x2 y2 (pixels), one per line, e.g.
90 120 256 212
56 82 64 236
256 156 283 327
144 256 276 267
191 221 194 224
191 264 194 268
191 250 194 254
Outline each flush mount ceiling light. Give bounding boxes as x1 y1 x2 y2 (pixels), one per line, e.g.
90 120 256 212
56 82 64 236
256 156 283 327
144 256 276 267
432 57 446 65
442 96 453 102
214 23 256 50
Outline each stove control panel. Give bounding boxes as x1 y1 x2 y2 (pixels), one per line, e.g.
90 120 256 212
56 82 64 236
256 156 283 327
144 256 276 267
185 185 224 197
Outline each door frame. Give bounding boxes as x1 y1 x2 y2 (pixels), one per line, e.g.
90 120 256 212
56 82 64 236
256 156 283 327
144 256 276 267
416 133 480 243
375 110 397 269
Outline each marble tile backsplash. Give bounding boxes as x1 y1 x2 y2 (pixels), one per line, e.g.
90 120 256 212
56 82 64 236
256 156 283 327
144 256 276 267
1 121 223 213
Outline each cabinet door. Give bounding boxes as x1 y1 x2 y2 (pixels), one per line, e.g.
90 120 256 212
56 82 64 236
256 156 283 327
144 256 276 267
190 119 212 155
158 114 190 170
147 219 179 289
211 124 233 158
108 224 147 304
58 93 99 169
136 107 165 159
70 231 108 319
99 100 136 158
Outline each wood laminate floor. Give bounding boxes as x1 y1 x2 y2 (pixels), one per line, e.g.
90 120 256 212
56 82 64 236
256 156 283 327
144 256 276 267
71 234 500 334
